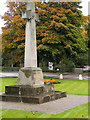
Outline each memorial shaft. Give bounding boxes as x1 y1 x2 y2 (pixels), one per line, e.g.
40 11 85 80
24 2 37 68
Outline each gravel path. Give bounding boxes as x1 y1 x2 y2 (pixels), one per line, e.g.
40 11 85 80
0 95 89 114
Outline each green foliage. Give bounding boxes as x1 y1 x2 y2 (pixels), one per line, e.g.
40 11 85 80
74 53 88 68
36 2 88 66
1 67 20 72
59 58 75 68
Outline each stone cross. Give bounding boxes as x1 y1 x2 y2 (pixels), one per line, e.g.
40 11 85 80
22 2 39 68
17 2 44 86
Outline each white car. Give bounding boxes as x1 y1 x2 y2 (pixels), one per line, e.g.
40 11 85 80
82 66 90 72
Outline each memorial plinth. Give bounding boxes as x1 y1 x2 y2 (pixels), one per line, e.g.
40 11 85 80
0 2 67 104
1 85 66 104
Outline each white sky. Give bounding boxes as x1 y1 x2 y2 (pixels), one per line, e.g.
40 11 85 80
0 0 90 34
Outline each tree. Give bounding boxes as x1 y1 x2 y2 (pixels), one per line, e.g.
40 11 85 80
2 2 26 67
1 2 89 67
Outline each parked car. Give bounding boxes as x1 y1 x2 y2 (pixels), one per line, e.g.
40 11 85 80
82 66 90 72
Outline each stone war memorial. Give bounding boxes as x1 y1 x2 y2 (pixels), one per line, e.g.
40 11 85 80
1 2 66 104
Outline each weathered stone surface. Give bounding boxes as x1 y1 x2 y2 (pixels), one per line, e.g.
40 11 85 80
43 95 50 103
0 84 67 104
1 94 21 102
23 2 38 68
3 85 54 96
61 91 67 97
5 85 20 95
17 67 44 86
22 97 40 104
44 84 54 93
0 90 67 104
20 86 44 96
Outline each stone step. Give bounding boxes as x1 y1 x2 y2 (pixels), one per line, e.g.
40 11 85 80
0 91 67 104
5 85 55 96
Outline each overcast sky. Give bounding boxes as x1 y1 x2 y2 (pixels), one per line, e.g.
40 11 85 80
0 0 90 34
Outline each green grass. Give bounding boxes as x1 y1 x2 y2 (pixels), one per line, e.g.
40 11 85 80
0 102 88 118
54 79 88 95
0 78 17 93
45 77 88 95
0 78 88 95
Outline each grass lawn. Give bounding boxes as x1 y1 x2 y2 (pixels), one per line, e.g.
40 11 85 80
0 102 88 118
0 78 89 119
0 78 17 93
54 78 88 96
0 77 88 95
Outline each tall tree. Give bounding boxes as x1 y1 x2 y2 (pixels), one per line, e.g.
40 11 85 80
36 2 88 66
1 2 88 67
2 2 26 66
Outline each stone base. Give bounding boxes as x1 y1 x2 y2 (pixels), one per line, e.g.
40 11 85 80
0 67 67 104
0 85 67 104
1 91 66 104
17 67 44 87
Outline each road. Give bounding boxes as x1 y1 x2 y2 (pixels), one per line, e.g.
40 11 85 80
0 72 89 80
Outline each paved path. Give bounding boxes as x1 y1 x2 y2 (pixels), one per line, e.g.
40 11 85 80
44 73 90 80
0 72 89 80
0 95 89 114
0 72 18 78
